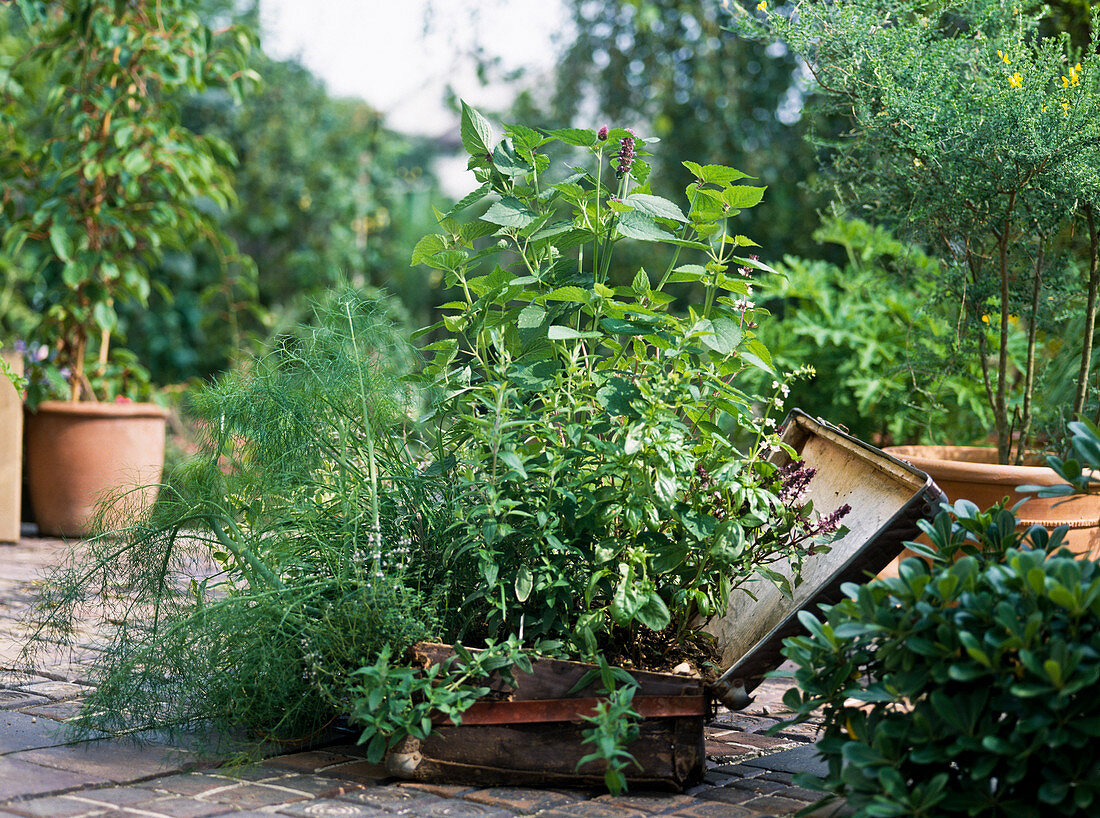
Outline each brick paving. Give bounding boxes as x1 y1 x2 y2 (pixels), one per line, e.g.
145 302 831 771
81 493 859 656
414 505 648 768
0 534 851 817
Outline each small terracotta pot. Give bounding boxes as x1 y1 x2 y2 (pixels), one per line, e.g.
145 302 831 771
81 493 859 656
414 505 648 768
884 445 1100 558
24 400 168 538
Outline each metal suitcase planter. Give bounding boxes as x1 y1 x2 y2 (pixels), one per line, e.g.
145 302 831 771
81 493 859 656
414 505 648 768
386 411 945 791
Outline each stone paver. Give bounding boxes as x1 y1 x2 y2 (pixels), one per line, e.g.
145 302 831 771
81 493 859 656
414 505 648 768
0 533 844 817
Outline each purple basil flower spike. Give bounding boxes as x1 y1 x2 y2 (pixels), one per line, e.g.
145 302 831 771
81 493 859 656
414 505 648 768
597 125 609 141
615 134 636 178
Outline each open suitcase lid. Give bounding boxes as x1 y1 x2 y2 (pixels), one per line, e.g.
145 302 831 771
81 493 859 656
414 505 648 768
708 410 946 696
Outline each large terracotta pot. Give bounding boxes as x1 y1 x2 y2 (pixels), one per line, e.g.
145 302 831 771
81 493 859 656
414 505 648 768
24 400 168 539
0 351 23 543
884 445 1100 557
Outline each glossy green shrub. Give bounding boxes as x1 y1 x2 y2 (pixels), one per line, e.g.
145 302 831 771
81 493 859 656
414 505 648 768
782 503 1100 817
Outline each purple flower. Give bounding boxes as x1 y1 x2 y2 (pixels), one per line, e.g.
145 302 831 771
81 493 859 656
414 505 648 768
813 504 852 536
13 340 26 355
615 134 636 178
777 462 816 504
597 125 609 141
58 367 71 380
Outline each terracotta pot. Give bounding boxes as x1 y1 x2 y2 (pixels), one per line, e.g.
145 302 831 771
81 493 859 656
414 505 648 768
0 351 23 543
24 400 168 538
884 445 1100 558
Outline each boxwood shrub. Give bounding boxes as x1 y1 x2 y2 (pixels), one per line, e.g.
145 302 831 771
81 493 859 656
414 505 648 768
781 502 1100 817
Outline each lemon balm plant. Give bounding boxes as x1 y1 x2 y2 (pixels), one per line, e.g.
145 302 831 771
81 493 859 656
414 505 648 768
740 1 1100 462
415 104 847 662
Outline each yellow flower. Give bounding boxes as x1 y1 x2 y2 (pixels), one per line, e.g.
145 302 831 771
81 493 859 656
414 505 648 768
757 0 766 10
1063 100 1070 114
997 50 1010 64
1008 72 1023 88
913 158 923 167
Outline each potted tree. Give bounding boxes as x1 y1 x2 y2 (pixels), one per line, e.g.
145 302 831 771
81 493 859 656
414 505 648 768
743 1 1100 551
0 0 255 537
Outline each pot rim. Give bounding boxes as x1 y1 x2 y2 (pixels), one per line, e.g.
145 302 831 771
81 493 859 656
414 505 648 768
883 444 1066 486
27 399 169 420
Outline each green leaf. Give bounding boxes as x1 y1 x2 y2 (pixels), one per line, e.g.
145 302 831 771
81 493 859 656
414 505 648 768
499 451 528 479
595 377 641 417
482 197 538 229
518 305 546 330
515 566 533 602
699 318 742 355
411 234 447 266
92 301 117 333
625 193 688 222
444 183 491 218
547 127 597 147
49 223 72 262
600 318 651 335
654 470 676 505
682 161 753 184
492 141 529 176
509 358 559 391
61 261 87 287
545 286 590 304
460 101 494 158
635 591 671 631
723 185 767 210
548 326 601 340
741 339 776 375
616 210 672 242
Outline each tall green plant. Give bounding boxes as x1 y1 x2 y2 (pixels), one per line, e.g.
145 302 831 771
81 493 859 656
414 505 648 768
415 105 847 658
0 0 255 401
739 1 1100 462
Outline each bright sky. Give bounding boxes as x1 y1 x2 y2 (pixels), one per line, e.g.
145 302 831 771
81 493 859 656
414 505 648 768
259 0 570 136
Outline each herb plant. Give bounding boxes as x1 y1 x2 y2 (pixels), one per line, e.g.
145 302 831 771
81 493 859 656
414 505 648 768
740 1 1100 462
23 291 451 744
418 104 846 663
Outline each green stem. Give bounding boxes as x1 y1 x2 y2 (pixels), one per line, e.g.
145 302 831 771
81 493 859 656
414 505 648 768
210 516 286 592
655 190 701 292
1075 205 1099 419
594 148 604 283
346 300 382 559
702 221 729 320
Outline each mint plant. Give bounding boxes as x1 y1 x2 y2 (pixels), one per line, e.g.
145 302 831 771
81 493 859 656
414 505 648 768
417 104 847 661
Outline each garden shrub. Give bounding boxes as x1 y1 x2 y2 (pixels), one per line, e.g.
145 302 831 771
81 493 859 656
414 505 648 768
782 502 1100 817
